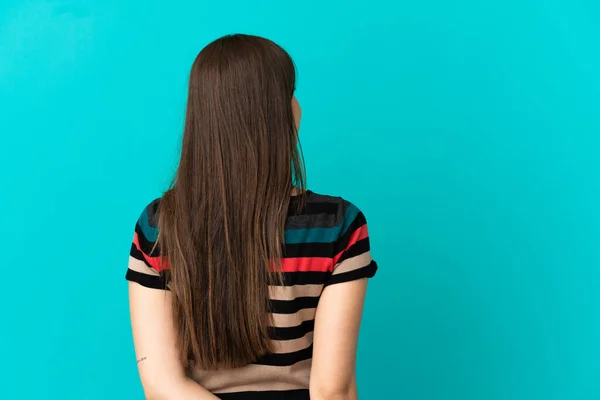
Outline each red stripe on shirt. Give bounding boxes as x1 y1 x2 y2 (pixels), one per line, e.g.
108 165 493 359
333 224 369 265
278 257 334 273
133 232 169 272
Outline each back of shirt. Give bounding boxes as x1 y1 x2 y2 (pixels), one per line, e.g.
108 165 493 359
126 190 377 400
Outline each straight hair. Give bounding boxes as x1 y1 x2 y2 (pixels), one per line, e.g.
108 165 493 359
157 34 306 369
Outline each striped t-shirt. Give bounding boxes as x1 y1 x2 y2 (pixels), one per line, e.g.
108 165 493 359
125 190 377 400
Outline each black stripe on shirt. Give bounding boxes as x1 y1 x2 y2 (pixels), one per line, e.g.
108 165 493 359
134 224 160 256
334 212 367 254
283 241 334 258
130 243 159 271
254 344 313 366
125 268 168 290
269 320 315 341
288 200 340 216
269 297 320 314
325 261 378 287
336 237 370 265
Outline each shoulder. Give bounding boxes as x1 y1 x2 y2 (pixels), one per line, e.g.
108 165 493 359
306 192 376 284
304 190 367 234
135 198 162 244
127 198 169 287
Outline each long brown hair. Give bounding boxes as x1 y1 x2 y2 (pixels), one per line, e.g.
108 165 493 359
157 34 305 369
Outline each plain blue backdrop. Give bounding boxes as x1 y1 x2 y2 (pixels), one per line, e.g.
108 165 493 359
1 0 599 399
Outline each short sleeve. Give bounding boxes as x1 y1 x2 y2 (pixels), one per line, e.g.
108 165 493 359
326 201 378 286
125 199 170 290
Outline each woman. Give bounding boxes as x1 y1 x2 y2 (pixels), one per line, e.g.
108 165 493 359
126 34 377 400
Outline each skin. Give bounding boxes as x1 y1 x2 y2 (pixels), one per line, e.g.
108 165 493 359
129 97 367 400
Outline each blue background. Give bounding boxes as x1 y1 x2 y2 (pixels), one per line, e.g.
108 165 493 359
1 0 599 399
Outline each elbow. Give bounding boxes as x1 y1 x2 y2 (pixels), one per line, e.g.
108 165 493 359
142 382 169 400
140 376 185 400
143 391 163 400
310 380 357 400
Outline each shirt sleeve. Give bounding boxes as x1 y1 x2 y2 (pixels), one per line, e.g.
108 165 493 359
125 199 170 290
326 201 378 286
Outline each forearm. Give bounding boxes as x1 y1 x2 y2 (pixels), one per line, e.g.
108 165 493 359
145 377 220 400
311 390 357 400
175 378 220 400
310 379 358 400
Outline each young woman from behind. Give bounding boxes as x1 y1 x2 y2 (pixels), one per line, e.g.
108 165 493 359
126 34 377 400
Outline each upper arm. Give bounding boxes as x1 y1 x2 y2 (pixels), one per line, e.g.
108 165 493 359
310 201 378 397
129 282 187 398
310 278 368 397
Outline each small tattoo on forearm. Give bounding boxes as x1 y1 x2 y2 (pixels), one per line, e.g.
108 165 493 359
137 357 147 364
